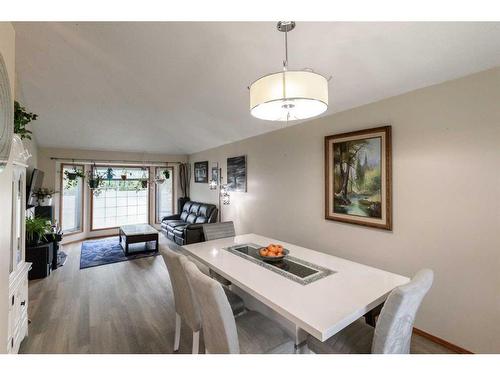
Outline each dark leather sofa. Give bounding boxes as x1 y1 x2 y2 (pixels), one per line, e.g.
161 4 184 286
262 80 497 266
161 201 218 245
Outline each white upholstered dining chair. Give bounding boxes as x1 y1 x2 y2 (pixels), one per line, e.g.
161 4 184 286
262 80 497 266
203 221 235 287
203 221 235 241
307 269 434 354
160 247 245 353
183 257 293 354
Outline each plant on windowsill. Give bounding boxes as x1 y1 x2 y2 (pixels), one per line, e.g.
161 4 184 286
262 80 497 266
14 101 38 140
121 169 129 180
32 188 58 206
25 217 52 247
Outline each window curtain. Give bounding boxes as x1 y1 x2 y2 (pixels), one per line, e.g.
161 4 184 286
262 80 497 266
179 162 191 198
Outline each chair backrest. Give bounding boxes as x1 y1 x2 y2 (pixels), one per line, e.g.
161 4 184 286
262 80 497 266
160 246 201 332
372 269 434 354
183 259 240 354
202 221 235 241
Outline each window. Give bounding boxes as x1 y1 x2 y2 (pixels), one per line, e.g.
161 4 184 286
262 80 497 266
155 167 174 223
91 166 149 230
60 164 84 233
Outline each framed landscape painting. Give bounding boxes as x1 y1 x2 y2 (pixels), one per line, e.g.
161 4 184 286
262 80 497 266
194 161 208 183
325 126 392 230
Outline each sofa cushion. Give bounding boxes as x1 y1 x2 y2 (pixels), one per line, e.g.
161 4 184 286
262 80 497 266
166 221 188 230
190 202 201 215
186 213 197 224
198 204 216 222
173 224 188 235
198 205 210 218
194 215 209 224
182 201 193 213
180 211 189 221
163 219 183 225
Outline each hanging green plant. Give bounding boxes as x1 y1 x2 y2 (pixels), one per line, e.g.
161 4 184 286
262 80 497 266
64 167 85 189
87 169 104 190
14 101 38 140
163 169 170 179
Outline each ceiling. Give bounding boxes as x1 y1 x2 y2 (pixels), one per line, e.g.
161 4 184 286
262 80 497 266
13 22 500 155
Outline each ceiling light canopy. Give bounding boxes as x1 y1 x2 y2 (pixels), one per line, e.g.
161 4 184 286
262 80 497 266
249 21 329 122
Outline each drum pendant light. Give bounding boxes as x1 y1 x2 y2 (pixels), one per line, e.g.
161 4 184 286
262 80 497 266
249 21 329 122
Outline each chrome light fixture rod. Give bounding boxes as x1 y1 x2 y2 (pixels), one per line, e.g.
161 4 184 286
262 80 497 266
277 21 295 71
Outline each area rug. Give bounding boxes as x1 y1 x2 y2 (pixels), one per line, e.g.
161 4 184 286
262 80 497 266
80 236 158 269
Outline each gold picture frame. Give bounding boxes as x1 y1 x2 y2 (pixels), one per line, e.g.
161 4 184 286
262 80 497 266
325 126 392 230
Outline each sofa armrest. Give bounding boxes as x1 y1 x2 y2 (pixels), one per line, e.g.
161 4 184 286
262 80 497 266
208 208 218 223
162 214 181 221
185 223 204 230
184 224 205 244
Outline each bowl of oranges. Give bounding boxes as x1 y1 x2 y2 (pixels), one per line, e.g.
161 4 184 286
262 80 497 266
258 244 289 262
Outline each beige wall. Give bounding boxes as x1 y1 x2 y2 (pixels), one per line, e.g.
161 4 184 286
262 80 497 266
0 22 16 353
189 67 500 353
37 147 188 242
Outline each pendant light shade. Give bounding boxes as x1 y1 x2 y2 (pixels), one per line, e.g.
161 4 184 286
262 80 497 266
249 21 329 122
250 70 328 121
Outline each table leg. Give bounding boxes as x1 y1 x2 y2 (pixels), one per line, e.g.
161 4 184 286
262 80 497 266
364 302 384 327
294 326 308 354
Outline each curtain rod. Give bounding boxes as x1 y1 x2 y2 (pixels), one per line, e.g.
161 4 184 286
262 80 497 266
50 157 184 166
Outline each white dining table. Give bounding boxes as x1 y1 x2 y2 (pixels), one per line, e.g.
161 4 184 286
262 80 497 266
181 233 409 352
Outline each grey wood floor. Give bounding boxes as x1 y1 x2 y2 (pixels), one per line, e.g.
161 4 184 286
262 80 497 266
20 236 455 354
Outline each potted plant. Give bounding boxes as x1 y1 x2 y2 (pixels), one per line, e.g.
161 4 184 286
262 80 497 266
121 170 128 180
25 217 52 247
14 101 38 140
139 168 148 188
64 167 85 189
87 170 104 190
154 169 170 185
33 188 58 206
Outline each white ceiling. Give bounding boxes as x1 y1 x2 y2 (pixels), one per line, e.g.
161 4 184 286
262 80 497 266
13 22 500 154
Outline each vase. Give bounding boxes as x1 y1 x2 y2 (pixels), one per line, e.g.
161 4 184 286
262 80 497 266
38 197 53 206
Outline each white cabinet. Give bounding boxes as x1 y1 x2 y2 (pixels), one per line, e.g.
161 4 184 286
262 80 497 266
6 135 31 354
7 264 30 353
